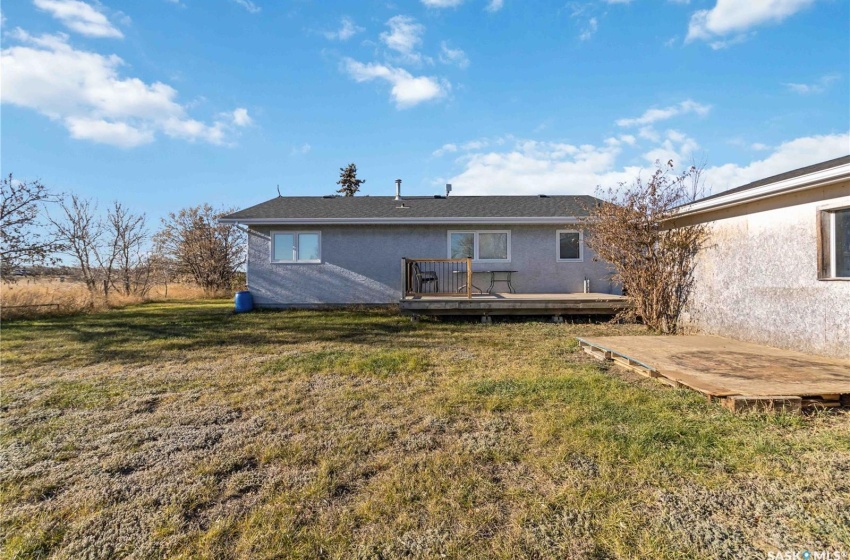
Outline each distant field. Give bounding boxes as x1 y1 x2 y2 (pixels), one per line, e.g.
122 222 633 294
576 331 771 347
0 278 208 319
1 302 848 559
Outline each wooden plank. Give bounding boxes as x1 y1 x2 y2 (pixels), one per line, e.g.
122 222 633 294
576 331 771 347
578 335 850 399
401 258 407 297
801 398 841 409
408 258 467 263
467 257 472 300
723 396 802 414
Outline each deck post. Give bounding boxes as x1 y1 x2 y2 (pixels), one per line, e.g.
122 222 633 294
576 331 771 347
466 257 472 299
401 258 407 297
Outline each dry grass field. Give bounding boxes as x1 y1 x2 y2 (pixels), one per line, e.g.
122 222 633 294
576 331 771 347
0 279 209 319
1 301 848 559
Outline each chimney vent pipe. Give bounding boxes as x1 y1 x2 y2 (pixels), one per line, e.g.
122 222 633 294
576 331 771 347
395 179 402 200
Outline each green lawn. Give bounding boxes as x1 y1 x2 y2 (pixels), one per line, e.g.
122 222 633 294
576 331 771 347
1 301 848 559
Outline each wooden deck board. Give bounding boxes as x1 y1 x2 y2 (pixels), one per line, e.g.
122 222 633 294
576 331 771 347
399 292 629 316
577 335 850 404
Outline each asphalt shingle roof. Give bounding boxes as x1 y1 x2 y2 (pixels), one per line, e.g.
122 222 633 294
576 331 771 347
223 195 600 221
691 155 850 205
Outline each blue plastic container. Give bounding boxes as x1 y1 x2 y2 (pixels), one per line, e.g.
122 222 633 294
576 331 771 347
234 291 254 313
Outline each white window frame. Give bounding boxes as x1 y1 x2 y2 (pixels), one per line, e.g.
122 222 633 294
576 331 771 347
447 230 511 262
270 231 322 264
828 208 850 280
556 229 584 262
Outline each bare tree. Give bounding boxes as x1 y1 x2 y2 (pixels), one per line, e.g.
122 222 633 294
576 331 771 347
154 204 245 294
105 202 149 296
1 174 64 277
48 195 102 297
584 160 710 333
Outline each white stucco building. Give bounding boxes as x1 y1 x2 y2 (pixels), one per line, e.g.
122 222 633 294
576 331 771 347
668 156 850 359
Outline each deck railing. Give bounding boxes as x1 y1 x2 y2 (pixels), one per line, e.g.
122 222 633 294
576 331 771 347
401 258 473 298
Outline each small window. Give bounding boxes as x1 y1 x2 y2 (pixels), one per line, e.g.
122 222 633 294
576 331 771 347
448 231 510 262
557 230 583 262
271 231 321 263
820 208 850 279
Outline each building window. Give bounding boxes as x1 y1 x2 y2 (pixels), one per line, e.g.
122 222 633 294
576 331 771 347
271 231 321 263
820 207 850 279
556 230 583 262
448 231 510 262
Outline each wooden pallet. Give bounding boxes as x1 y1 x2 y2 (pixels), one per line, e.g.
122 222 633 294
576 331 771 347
576 337 849 413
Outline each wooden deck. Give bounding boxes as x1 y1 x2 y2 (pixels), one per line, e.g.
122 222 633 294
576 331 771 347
399 292 629 317
578 335 850 412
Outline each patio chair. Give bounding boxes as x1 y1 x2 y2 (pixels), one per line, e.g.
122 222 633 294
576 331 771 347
412 262 439 293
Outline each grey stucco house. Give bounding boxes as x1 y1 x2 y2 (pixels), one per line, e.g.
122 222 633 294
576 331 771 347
667 155 850 359
220 192 619 307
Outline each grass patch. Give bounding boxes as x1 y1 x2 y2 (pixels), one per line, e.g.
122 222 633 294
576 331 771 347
264 348 429 378
1 301 848 559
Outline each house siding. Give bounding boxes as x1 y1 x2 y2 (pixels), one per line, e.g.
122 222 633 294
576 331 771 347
246 224 618 306
675 182 850 359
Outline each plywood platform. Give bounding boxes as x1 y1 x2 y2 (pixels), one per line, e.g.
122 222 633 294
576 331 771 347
400 292 629 316
577 335 850 411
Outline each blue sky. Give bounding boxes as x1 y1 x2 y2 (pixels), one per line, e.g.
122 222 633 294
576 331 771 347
2 0 848 221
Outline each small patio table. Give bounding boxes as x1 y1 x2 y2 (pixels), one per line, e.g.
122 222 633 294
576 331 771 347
483 270 517 294
452 270 484 294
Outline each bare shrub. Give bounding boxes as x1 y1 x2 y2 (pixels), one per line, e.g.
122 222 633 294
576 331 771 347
154 205 245 294
585 160 709 333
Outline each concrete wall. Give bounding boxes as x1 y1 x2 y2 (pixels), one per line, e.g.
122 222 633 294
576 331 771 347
246 224 618 306
677 181 850 359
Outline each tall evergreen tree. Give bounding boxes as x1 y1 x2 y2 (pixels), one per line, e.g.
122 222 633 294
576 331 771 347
336 163 365 197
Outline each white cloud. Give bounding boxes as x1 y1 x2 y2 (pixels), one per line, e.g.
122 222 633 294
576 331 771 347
438 125 848 198
485 0 504 12
233 0 261 13
616 99 711 127
324 17 363 41
579 17 598 41
421 0 464 7
750 142 770 151
1 30 248 147
290 143 311 156
380 15 425 63
432 136 508 157
686 0 816 45
702 133 850 192
433 143 458 157
445 138 633 195
65 116 154 147
342 58 447 108
784 73 840 94
439 41 469 68
641 129 700 165
33 0 123 38
230 107 252 126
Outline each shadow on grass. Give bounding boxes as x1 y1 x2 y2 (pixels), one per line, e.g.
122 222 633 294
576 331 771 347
0 301 461 367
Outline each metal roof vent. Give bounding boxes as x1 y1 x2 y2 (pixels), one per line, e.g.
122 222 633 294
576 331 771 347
395 179 402 201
